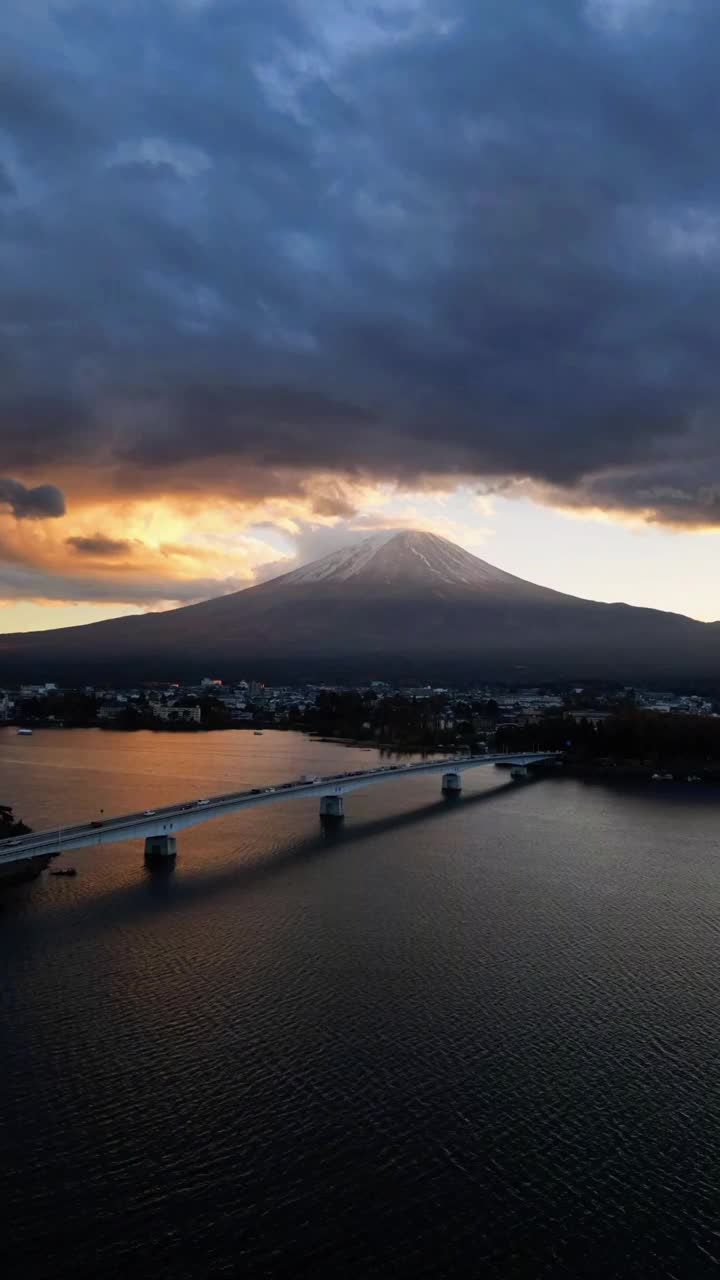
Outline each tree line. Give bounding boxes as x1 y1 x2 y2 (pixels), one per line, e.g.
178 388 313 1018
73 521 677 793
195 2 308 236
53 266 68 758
497 709 720 768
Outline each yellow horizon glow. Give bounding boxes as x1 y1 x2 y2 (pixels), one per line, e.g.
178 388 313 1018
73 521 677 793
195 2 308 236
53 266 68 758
1 483 719 634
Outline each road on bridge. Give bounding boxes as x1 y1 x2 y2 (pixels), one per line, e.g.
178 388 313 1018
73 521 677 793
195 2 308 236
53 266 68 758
0 751 558 867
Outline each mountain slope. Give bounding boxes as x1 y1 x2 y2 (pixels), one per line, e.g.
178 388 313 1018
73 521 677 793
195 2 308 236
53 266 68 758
0 530 717 684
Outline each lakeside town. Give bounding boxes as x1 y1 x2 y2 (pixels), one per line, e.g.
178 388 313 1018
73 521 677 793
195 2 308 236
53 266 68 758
4 677 720 780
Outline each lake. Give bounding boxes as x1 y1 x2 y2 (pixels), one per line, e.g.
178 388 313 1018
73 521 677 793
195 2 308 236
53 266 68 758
3 727 720 1278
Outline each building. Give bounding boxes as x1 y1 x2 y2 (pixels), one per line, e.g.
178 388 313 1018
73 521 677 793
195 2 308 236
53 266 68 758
97 703 126 721
564 711 614 725
156 705 201 724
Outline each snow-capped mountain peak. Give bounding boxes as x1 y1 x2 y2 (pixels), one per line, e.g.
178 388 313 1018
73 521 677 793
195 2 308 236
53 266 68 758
279 531 398 584
275 530 530 590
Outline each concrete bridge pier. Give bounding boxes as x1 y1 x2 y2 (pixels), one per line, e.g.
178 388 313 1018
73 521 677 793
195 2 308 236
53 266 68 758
144 834 177 863
442 772 462 797
319 794 344 822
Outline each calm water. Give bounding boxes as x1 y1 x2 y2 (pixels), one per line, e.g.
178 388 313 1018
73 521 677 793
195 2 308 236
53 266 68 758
3 728 720 1278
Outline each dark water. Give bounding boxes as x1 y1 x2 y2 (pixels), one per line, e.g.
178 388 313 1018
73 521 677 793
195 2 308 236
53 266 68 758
3 728 720 1278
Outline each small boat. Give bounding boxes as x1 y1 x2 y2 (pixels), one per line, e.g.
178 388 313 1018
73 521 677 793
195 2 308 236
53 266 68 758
16 728 33 736
254 730 263 736
688 775 702 783
50 868 77 877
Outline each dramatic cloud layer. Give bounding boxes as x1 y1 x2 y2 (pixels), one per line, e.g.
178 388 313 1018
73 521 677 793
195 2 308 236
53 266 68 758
2 0 720 615
0 478 65 521
66 534 133 557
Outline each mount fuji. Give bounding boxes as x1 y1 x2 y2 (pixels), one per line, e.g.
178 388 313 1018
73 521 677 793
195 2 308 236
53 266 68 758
0 530 718 684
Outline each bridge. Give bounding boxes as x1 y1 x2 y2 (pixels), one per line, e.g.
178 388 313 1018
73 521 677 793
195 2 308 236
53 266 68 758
0 751 558 871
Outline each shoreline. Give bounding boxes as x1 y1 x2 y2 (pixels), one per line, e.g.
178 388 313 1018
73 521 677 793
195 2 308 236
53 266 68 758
4 722 459 752
308 735 453 753
7 722 720 781
536 759 720 785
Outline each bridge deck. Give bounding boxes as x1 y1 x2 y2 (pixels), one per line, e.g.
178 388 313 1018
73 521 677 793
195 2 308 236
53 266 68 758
0 752 557 865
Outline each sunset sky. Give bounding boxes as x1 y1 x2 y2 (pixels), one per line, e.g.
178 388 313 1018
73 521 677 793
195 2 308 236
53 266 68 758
2 0 720 633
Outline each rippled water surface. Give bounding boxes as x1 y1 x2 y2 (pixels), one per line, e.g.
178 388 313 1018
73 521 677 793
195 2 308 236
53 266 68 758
3 727 720 1278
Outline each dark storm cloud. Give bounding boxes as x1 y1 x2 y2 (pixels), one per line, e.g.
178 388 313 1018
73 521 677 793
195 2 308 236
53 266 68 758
66 534 132 557
4 0 720 522
0 477 65 519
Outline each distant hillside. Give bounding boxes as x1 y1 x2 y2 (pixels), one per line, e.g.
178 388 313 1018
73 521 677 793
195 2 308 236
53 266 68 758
1 531 718 685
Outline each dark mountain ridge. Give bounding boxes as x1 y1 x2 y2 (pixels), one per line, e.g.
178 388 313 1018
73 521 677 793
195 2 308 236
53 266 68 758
1 531 718 685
